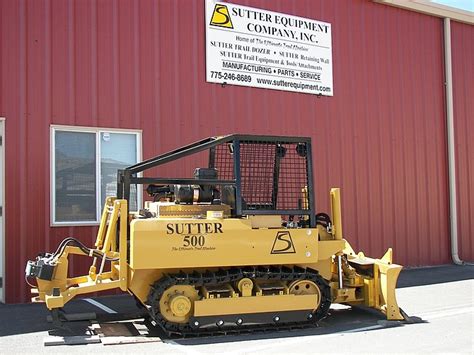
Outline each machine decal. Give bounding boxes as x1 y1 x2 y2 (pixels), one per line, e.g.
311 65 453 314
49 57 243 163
166 222 223 235
271 231 296 254
167 222 222 251
209 4 234 29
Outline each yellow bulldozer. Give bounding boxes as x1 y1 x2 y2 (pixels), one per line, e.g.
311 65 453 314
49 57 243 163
26 134 404 336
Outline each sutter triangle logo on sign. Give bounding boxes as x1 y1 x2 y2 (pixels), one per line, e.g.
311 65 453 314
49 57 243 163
210 4 234 29
271 231 296 254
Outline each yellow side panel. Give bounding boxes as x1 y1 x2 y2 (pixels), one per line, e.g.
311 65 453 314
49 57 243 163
194 294 317 317
128 269 165 302
299 240 346 280
130 218 320 269
318 240 346 259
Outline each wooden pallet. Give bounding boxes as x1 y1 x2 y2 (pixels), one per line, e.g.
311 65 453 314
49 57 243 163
92 321 162 345
44 320 162 346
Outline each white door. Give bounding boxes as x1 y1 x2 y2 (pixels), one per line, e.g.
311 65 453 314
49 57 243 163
0 119 4 303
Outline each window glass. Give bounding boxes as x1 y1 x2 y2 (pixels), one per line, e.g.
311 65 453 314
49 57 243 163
100 132 138 211
55 131 97 222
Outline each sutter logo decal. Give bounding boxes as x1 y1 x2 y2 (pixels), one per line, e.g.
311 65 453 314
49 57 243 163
271 231 296 254
167 222 222 252
210 4 234 29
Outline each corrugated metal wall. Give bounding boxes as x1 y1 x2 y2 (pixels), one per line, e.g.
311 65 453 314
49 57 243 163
451 21 474 262
0 0 471 303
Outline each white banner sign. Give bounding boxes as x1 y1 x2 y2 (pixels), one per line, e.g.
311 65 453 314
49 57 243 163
205 0 333 96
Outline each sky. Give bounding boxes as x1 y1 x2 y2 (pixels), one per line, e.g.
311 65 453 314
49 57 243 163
431 0 474 12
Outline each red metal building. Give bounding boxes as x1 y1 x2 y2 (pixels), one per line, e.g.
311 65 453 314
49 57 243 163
0 0 472 304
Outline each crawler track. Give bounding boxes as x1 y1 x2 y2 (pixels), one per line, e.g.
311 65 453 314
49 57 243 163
146 266 331 337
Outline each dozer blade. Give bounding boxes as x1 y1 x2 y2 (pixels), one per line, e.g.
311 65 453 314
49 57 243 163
345 244 405 321
374 249 404 320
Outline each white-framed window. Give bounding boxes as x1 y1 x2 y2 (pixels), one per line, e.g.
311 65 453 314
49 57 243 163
51 125 142 226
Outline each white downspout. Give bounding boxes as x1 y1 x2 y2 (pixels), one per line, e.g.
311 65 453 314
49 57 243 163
443 18 470 266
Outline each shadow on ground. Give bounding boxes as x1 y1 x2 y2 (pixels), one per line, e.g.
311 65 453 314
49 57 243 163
397 264 474 288
0 295 141 337
167 306 390 346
